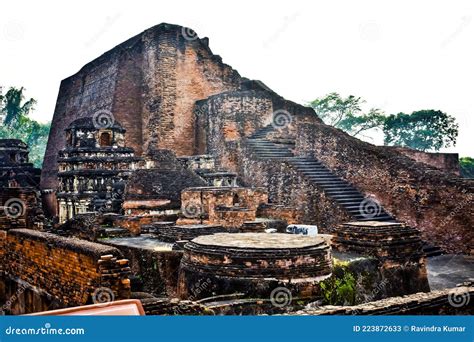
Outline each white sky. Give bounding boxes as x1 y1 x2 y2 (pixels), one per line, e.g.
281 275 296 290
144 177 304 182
1 0 473 156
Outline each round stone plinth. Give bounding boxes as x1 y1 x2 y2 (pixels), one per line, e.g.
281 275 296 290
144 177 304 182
334 221 423 260
177 233 332 300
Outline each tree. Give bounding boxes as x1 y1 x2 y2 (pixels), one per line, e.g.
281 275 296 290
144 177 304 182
459 157 474 178
309 92 385 138
0 87 36 126
383 110 458 151
0 86 50 167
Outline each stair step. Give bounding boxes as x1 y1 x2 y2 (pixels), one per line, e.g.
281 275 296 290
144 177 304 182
325 191 361 196
330 193 365 198
254 150 293 153
251 146 289 150
423 244 444 257
255 151 293 153
333 199 365 204
324 187 358 190
247 142 278 145
258 156 294 159
299 170 331 174
291 160 323 167
356 215 393 221
295 167 328 172
291 161 327 170
312 181 348 185
248 140 397 224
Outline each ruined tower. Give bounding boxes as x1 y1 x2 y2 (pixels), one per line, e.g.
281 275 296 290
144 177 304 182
42 23 473 254
41 23 242 214
0 139 43 229
56 117 142 223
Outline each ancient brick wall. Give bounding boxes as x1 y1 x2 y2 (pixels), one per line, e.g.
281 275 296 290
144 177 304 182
291 285 473 315
195 91 274 159
235 143 352 231
195 88 312 162
386 146 460 176
103 243 182 298
0 229 130 313
256 204 301 225
179 187 268 228
295 119 474 254
41 23 242 204
0 188 42 230
196 90 350 231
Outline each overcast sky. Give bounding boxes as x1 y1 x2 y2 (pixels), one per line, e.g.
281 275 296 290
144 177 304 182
1 0 473 156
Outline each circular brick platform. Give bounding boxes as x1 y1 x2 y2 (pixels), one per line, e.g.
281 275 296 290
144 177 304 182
177 233 332 300
333 221 424 260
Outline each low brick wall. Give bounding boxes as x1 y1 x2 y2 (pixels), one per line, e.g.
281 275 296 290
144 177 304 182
291 285 473 315
179 187 268 228
237 142 352 232
0 229 130 314
386 146 460 176
257 204 301 225
0 188 42 230
100 239 182 298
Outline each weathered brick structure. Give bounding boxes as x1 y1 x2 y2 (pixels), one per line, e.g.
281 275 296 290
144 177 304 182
57 117 142 223
0 139 43 230
178 186 268 228
291 285 473 315
178 233 332 300
123 149 206 220
295 118 473 254
41 23 242 204
41 22 472 253
333 221 424 261
0 139 41 188
12 22 468 316
387 146 461 176
0 229 131 314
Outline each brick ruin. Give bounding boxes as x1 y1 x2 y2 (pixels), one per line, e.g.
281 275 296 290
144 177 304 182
0 229 130 314
57 117 142 223
178 233 332 300
0 23 472 315
0 139 43 230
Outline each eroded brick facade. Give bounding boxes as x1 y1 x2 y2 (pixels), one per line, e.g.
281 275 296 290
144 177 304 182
0 229 130 313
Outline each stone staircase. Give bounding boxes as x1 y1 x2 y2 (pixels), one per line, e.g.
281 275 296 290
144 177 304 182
246 125 445 256
246 125 394 222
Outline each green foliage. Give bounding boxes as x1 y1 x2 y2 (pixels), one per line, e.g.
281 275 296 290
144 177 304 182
320 261 356 306
383 110 458 151
309 93 459 152
0 86 50 167
309 92 385 138
0 87 37 126
459 157 474 178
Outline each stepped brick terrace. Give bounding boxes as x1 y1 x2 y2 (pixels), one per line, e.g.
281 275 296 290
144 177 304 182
0 23 472 316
